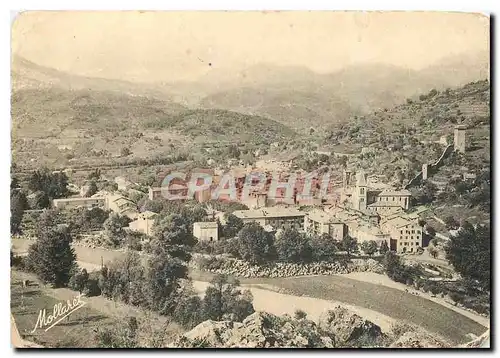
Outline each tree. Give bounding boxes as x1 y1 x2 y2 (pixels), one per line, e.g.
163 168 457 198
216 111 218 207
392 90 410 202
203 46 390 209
69 268 89 293
173 295 206 329
150 213 197 261
445 223 490 291
444 216 460 230
28 168 69 200
142 199 164 214
103 213 128 246
309 233 337 262
121 147 132 157
202 274 254 322
275 228 312 263
294 309 308 320
84 180 98 197
10 190 27 234
26 228 77 287
428 245 439 259
360 240 378 256
340 235 358 257
144 252 188 315
235 222 275 264
30 190 50 209
379 241 389 255
413 181 438 205
223 213 244 239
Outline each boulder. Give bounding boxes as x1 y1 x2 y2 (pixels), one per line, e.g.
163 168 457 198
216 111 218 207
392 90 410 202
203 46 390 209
174 311 335 348
318 306 384 346
390 331 450 348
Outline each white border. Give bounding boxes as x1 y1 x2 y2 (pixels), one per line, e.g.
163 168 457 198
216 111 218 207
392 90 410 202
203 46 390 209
2 1 496 358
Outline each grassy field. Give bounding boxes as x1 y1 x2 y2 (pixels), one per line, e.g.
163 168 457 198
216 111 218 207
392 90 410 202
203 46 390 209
12 238 487 345
10 270 183 348
241 275 486 345
11 270 114 347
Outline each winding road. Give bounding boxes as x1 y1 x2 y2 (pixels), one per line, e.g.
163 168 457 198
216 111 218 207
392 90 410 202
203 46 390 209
11 239 488 345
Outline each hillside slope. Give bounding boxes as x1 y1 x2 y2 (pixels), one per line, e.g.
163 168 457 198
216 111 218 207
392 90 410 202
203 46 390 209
198 52 489 130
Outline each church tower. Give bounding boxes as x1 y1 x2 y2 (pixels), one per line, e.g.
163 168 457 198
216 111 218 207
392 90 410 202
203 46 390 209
352 170 368 211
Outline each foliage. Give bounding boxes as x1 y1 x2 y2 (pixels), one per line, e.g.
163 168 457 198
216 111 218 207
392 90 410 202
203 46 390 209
379 241 389 255
294 309 308 320
25 227 77 287
68 268 89 293
275 228 312 263
235 222 276 264
10 189 27 234
445 222 490 291
173 295 206 329
84 180 98 197
103 213 129 246
28 168 69 201
444 216 460 230
383 251 421 285
223 213 244 239
360 240 378 256
202 274 255 322
309 233 338 262
340 235 358 257
68 207 109 233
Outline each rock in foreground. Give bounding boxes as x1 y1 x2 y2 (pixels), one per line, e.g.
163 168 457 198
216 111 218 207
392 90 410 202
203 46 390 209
173 311 335 348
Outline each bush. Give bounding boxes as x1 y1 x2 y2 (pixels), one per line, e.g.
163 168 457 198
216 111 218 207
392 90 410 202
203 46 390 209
294 309 308 320
173 295 206 329
84 278 102 297
448 291 465 304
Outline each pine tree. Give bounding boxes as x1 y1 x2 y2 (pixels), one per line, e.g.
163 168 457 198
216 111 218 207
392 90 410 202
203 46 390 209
26 228 76 287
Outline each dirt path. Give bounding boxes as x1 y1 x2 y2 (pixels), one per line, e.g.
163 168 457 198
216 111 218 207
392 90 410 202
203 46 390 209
192 280 396 332
11 238 487 344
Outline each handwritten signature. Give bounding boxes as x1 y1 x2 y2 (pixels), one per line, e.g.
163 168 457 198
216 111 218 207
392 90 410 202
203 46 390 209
31 293 87 333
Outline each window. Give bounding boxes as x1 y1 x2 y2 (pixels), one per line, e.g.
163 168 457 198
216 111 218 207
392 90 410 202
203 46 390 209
400 230 403 234
360 188 365 194
412 230 415 234
360 198 364 202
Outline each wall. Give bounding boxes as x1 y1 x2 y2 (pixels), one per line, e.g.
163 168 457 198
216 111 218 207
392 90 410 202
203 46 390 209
405 144 454 189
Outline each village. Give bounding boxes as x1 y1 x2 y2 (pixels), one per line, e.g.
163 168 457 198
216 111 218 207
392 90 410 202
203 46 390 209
40 125 471 258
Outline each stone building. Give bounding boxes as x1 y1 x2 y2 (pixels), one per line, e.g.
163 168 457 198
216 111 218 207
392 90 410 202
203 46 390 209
128 211 157 236
304 209 345 239
454 124 466 153
232 207 305 231
193 221 219 242
380 216 423 253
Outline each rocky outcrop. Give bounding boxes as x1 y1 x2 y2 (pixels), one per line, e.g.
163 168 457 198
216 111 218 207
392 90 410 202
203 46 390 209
191 255 384 279
173 311 336 348
388 322 451 348
318 306 386 346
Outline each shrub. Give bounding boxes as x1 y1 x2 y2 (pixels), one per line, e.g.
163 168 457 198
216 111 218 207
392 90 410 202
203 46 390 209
448 291 465 304
84 278 102 297
294 309 308 320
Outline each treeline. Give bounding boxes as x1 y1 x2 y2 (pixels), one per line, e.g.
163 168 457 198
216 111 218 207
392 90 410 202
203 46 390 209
196 216 390 265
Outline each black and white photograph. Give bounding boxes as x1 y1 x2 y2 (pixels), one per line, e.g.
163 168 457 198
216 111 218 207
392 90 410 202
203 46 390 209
9 10 491 349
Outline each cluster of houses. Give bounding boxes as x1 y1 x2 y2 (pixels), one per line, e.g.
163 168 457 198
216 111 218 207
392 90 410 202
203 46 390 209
191 170 425 254
51 169 425 254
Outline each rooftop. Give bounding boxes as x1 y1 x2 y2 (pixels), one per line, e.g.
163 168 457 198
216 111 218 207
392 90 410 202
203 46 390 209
368 201 404 207
233 207 305 219
378 189 412 197
306 209 342 224
194 221 218 228
53 197 105 202
138 211 158 220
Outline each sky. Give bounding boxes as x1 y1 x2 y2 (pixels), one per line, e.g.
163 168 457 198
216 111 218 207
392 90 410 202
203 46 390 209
11 11 490 82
